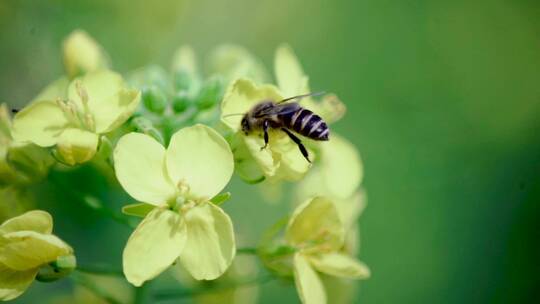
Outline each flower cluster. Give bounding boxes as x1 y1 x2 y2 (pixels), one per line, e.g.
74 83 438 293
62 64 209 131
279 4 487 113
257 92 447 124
0 29 369 304
0 210 75 301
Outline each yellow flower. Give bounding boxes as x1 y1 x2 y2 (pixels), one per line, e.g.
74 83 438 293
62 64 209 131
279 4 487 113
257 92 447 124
221 44 348 184
113 124 236 286
63 30 108 79
12 70 140 165
294 133 368 304
221 79 311 182
286 197 369 304
0 210 75 301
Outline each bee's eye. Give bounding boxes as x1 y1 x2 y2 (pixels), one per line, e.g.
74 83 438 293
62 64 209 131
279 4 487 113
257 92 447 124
241 118 250 134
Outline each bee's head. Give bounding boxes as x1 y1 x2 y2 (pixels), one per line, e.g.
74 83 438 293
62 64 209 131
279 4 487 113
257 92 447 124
241 115 250 135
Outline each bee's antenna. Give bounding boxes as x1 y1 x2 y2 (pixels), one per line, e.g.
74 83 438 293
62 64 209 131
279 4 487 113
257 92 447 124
277 91 326 104
222 113 245 118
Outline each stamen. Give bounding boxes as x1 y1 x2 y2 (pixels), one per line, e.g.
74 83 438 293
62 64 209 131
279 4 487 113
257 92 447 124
75 80 89 111
84 113 95 132
56 98 68 113
177 179 190 195
180 200 196 213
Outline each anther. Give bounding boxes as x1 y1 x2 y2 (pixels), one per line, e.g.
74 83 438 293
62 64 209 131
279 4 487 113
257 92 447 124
84 113 95 131
75 81 89 106
177 179 190 195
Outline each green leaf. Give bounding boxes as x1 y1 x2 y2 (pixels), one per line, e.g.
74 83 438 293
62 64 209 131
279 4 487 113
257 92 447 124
122 203 156 218
209 192 231 206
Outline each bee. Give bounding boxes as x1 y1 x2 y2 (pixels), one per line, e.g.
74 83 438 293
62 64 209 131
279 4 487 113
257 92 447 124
238 92 329 163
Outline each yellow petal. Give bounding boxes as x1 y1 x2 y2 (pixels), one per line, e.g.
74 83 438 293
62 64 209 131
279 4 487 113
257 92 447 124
31 77 69 104
0 262 37 301
320 275 357 304
123 208 186 286
208 45 269 85
314 94 346 124
0 210 52 235
179 203 235 280
0 231 72 271
274 44 310 97
166 125 233 200
0 104 11 140
309 253 370 279
67 70 125 118
268 132 311 182
320 134 363 199
56 128 99 165
229 134 266 183
63 30 108 78
92 89 140 134
243 134 278 178
286 197 344 252
334 190 367 232
12 101 69 147
295 167 325 201
275 45 345 124
114 133 176 206
293 253 326 304
220 78 282 132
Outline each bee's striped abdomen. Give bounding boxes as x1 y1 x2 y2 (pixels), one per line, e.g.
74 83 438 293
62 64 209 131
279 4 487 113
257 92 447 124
281 108 329 141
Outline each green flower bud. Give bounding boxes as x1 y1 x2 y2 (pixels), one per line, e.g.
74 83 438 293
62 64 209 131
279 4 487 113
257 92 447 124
173 70 192 92
172 90 194 113
36 255 77 282
196 76 224 110
142 86 168 114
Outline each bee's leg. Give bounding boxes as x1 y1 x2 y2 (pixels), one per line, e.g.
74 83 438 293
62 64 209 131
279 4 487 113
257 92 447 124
281 128 311 163
261 120 269 150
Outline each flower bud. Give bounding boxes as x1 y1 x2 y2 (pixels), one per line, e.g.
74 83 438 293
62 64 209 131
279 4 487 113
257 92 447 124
172 90 194 113
36 255 77 282
63 30 108 78
142 86 168 114
173 70 193 92
196 76 224 110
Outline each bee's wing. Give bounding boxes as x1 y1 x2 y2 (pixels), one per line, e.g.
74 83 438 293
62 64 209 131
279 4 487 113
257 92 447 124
254 102 301 117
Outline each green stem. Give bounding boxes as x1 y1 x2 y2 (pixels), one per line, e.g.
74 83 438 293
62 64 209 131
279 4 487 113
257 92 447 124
49 172 134 228
70 271 123 304
237 247 258 255
134 282 150 304
153 274 275 300
85 197 135 228
76 264 124 276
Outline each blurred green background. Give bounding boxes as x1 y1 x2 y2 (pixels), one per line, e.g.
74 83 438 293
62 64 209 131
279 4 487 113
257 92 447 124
1 0 539 303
